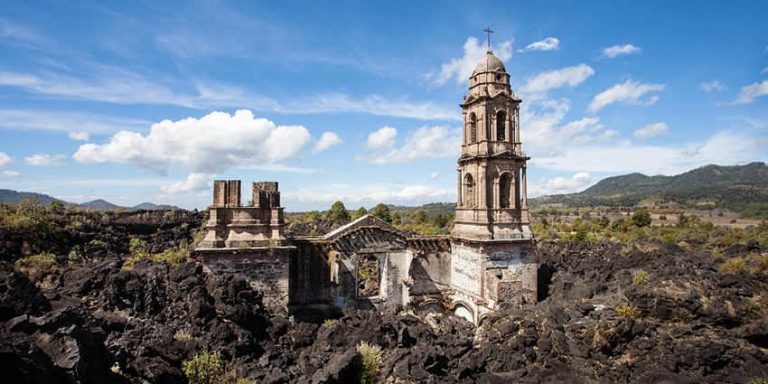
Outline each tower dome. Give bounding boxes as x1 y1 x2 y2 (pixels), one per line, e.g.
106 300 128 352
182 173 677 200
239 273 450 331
472 51 507 75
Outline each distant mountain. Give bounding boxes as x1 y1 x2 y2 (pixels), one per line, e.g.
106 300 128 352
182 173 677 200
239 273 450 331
130 202 181 211
0 189 65 206
0 189 182 211
80 199 123 211
532 162 768 218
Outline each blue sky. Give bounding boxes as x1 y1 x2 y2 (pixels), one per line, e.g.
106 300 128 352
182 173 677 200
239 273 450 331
0 0 766 210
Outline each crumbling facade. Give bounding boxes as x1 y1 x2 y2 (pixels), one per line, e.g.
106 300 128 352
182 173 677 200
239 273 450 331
195 49 537 323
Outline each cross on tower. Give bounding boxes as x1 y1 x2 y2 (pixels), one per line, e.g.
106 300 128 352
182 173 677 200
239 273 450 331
484 27 494 51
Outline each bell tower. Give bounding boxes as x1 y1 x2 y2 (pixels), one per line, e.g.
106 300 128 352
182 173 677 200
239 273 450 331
448 42 537 323
451 49 531 240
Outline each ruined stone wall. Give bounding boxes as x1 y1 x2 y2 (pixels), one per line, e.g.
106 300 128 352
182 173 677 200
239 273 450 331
196 247 295 313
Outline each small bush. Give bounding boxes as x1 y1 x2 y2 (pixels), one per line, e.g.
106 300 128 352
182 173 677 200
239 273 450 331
174 328 193 342
753 252 768 274
747 378 768 384
15 252 58 280
356 341 382 384
632 270 649 286
616 302 641 319
719 257 746 275
321 319 339 328
182 350 223 384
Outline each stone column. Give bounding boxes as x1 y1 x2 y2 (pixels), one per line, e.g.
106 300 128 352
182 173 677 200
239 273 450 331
479 164 487 209
522 164 528 208
457 168 462 207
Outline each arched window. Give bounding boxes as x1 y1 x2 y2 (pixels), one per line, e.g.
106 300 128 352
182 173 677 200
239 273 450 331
496 111 506 141
464 173 475 208
499 173 512 208
468 113 477 143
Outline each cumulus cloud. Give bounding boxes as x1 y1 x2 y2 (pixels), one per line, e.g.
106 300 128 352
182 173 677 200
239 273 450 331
521 100 618 158
314 132 343 153
369 125 461 164
2 170 20 177
535 131 764 175
543 172 592 193
68 131 91 141
699 80 726 93
518 37 559 52
73 109 311 174
428 36 513 86
521 64 595 96
160 172 213 194
588 80 665 112
733 80 768 104
634 122 668 138
602 44 641 58
0 152 12 167
367 126 398 149
24 153 66 166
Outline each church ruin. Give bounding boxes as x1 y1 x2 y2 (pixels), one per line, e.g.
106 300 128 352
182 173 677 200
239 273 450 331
195 48 536 324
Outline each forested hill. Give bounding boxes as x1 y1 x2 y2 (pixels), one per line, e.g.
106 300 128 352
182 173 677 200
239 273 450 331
532 162 768 218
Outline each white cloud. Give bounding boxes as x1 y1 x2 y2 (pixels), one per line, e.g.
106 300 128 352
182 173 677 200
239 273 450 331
733 80 768 105
699 80 726 93
2 170 20 177
428 36 513 86
73 109 311 174
293 93 457 121
160 172 213 194
367 126 398 149
518 37 559 52
763 66 768 74
588 80 665 112
68 131 91 141
0 70 456 121
369 125 461 164
521 64 595 96
0 109 150 134
314 132 343 153
521 100 618 158
544 172 592 193
534 131 765 175
0 152 12 167
602 44 641 58
24 153 66 166
430 172 440 179
633 122 668 138
287 184 454 205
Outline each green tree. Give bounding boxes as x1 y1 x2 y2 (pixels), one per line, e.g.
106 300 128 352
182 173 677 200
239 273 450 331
352 207 368 220
370 203 391 223
631 209 652 227
325 201 350 221
303 210 322 222
411 209 427 224
391 211 402 225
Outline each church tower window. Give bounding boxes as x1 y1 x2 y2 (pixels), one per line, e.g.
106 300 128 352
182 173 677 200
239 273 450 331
499 173 511 208
464 173 475 208
468 113 477 143
496 111 506 141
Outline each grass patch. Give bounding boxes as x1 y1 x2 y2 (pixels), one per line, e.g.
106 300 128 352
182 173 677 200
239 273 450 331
632 270 649 286
719 257 746 275
616 302 641 319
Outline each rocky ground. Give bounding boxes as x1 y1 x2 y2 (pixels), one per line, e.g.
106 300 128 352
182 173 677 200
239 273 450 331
1 213 767 383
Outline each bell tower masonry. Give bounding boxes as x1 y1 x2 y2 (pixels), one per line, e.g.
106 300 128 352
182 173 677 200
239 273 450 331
448 39 537 322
